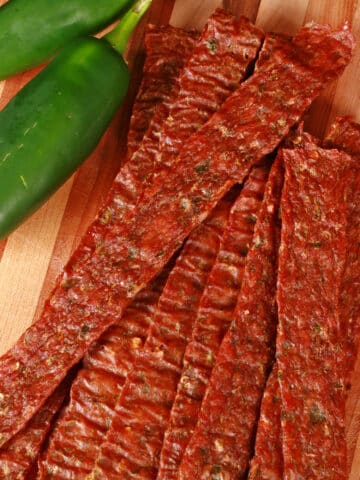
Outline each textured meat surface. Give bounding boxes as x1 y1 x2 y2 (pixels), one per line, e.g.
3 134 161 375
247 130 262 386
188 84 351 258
151 10 264 176
324 117 360 465
0 383 66 480
157 165 269 480
89 196 233 480
248 365 283 480
179 156 283 480
38 269 170 479
0 23 353 448
38 11 263 478
127 25 199 159
277 136 356 480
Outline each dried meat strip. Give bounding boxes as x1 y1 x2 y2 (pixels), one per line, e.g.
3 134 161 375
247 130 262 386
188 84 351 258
0 382 67 480
324 117 360 465
0 23 353 448
157 164 269 480
179 155 283 480
151 10 264 175
127 25 199 159
0 27 192 479
86 8 263 253
89 195 233 480
324 117 360 379
276 135 357 480
324 115 360 157
37 10 262 477
93 196 233 479
38 267 171 480
248 365 283 480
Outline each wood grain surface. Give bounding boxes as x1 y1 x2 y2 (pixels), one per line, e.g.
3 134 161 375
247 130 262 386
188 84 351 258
0 0 359 477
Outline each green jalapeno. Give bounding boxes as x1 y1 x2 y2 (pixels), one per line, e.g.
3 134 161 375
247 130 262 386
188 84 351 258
0 0 152 239
0 0 135 80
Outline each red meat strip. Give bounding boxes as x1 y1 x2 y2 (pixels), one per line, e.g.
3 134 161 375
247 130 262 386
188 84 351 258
324 117 360 466
0 382 67 480
148 10 264 181
89 195 233 479
0 23 353 448
81 8 263 259
38 267 171 479
324 115 360 157
37 11 262 478
324 116 360 369
179 155 283 480
276 134 357 479
0 27 193 479
157 164 269 480
248 365 283 480
127 24 199 159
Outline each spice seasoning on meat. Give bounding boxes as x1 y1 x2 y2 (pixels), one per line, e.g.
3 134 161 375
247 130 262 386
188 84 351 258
0 381 67 480
178 156 283 480
89 196 233 479
248 365 283 480
38 268 171 479
324 117 360 464
127 25 199 159
277 134 357 480
152 10 264 175
157 164 269 480
37 11 263 478
0 22 353 448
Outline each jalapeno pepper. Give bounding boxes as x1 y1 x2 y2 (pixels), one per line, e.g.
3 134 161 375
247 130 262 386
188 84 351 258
0 0 135 80
0 0 152 240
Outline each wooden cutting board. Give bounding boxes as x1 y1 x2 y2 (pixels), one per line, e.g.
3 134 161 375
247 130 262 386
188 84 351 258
0 0 359 476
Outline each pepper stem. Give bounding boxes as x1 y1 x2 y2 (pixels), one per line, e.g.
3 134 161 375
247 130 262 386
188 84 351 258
104 0 152 55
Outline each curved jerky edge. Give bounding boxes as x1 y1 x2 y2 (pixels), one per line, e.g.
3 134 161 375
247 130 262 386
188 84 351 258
127 24 199 159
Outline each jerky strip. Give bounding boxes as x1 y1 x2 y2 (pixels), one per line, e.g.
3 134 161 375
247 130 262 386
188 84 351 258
38 268 170 479
179 156 283 480
277 136 356 480
0 382 67 480
324 117 360 465
153 10 264 172
248 365 283 480
0 23 353 448
324 115 360 157
127 25 199 159
324 117 360 361
0 27 191 479
90 196 233 479
84 8 263 255
38 11 261 478
157 165 269 480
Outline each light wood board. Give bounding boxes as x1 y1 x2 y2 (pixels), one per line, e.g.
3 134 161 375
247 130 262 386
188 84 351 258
0 0 359 477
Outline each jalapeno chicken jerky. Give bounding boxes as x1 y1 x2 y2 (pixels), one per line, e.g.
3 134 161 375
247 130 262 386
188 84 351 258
276 134 358 480
248 365 283 480
179 155 283 480
0 22 354 448
324 116 360 465
36 24 195 478
38 11 262 478
38 268 171 480
88 195 233 479
157 165 269 480
126 24 199 159
0 383 67 480
0 24 186 479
